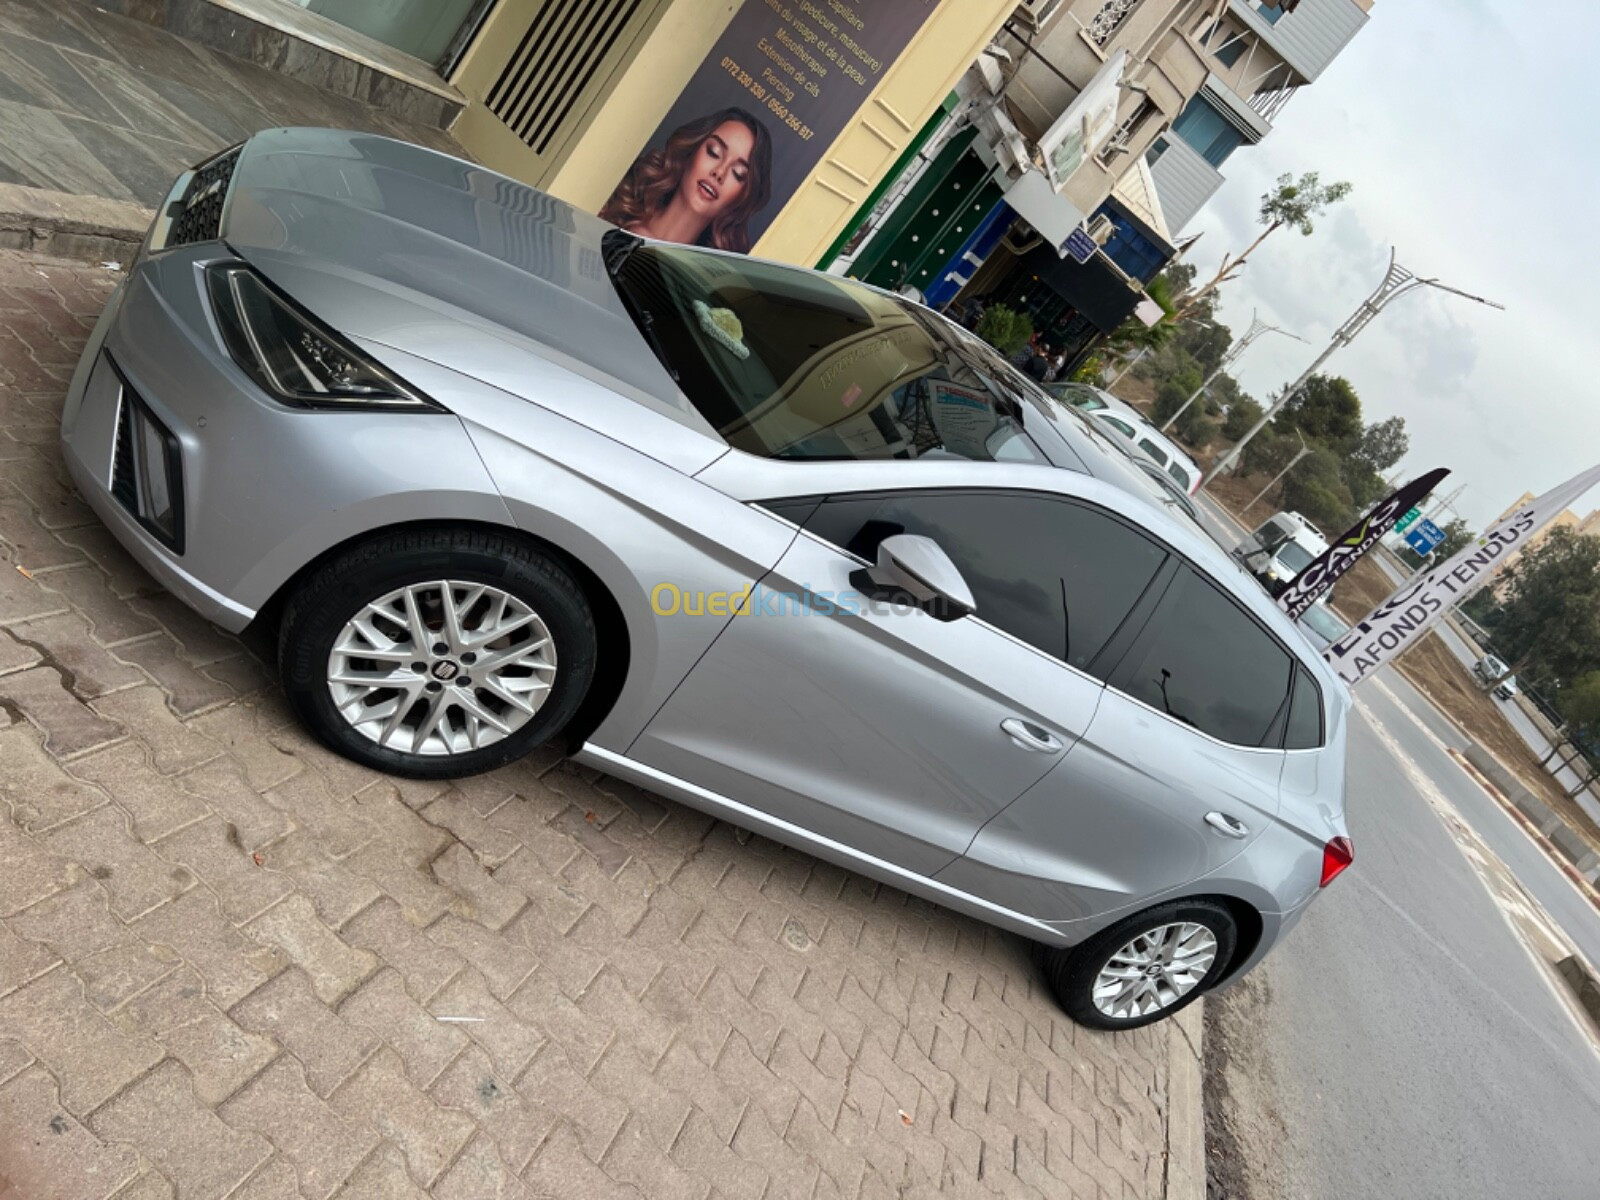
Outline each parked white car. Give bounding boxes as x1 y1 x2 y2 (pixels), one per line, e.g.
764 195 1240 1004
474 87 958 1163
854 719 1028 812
1091 410 1204 495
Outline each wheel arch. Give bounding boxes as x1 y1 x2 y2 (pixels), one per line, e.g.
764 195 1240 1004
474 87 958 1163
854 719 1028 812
252 518 634 747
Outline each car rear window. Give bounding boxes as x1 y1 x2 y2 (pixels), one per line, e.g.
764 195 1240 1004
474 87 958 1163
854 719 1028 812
605 236 1051 465
1112 567 1294 746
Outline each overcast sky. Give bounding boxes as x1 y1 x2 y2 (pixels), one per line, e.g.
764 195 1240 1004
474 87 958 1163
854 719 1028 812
1183 0 1600 530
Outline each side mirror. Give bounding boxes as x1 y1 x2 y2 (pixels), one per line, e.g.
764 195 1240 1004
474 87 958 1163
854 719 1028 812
857 534 976 622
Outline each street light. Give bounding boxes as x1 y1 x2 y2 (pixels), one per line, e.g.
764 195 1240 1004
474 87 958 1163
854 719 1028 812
1159 310 1302 433
1200 250 1505 489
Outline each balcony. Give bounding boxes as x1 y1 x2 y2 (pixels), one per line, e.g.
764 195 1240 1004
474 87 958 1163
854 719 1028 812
1145 133 1223 233
1227 0 1370 83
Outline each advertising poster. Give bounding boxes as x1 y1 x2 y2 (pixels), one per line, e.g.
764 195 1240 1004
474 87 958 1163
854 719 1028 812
599 0 937 254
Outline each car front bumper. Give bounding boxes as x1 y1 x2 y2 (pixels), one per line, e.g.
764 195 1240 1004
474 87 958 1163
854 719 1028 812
59 240 509 635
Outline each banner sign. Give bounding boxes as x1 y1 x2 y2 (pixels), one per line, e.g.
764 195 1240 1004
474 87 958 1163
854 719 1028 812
1324 462 1600 688
1394 506 1422 533
1040 50 1127 192
599 0 937 255
1275 468 1449 621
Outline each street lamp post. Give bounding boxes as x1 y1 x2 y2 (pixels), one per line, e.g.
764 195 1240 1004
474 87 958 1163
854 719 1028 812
1200 250 1505 490
1159 311 1302 433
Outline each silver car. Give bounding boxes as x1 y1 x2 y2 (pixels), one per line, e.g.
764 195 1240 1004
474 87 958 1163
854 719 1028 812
61 129 1353 1029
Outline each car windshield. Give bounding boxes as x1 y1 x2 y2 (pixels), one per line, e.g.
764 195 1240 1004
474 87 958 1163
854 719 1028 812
1299 602 1349 643
605 234 1051 464
1276 541 1316 575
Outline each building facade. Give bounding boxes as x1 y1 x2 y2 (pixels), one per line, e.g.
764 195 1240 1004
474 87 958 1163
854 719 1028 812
1145 0 1372 231
821 0 1373 368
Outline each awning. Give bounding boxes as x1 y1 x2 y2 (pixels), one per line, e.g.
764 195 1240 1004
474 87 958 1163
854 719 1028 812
1019 244 1141 333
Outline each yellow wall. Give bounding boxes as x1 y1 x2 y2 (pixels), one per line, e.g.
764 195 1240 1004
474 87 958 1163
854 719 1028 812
749 0 1017 264
454 0 1016 266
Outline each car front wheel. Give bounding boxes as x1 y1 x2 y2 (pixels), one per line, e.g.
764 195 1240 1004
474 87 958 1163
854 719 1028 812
278 529 596 779
1047 899 1238 1030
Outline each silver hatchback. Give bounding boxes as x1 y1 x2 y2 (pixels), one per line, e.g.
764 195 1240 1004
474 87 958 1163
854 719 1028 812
61 129 1352 1028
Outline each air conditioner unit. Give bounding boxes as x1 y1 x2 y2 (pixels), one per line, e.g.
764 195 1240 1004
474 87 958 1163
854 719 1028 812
1012 0 1066 33
1088 215 1115 244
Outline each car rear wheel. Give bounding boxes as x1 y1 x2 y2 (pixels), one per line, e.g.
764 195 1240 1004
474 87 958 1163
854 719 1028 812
278 529 596 779
1046 899 1237 1030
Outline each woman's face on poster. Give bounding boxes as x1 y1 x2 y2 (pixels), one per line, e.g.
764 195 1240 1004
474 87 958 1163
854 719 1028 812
682 120 756 220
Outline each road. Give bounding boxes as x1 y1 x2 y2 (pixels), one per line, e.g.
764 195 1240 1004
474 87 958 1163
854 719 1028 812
1195 494 1600 1198
1369 546 1600 822
1207 685 1600 1199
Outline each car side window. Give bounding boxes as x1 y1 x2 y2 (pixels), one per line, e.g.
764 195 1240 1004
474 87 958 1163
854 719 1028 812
1165 461 1192 490
1136 437 1169 467
1111 567 1294 747
1285 667 1324 749
805 491 1167 675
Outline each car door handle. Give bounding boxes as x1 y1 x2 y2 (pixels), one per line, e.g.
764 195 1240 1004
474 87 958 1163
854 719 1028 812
1204 811 1250 839
1000 718 1062 754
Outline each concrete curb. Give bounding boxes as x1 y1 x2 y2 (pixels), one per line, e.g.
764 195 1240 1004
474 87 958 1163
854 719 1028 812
0 183 152 266
1555 956 1600 1033
1165 1000 1206 1200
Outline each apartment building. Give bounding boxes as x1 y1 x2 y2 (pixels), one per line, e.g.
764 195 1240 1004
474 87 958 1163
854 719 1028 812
1146 0 1373 231
827 0 1373 366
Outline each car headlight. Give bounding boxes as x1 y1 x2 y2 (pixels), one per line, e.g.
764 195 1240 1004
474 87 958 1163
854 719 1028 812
205 262 440 411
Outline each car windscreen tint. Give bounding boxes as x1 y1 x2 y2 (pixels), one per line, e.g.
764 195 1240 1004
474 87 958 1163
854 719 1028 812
606 237 1051 464
1115 568 1294 746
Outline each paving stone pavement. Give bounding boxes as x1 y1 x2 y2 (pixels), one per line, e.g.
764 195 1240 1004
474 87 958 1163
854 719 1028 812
0 248 1177 1199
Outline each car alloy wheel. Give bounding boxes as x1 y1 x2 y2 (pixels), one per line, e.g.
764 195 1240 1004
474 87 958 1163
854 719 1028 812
327 579 557 757
1090 921 1218 1020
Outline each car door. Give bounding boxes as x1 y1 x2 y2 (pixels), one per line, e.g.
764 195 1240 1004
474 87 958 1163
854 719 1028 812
938 564 1291 925
628 489 1169 877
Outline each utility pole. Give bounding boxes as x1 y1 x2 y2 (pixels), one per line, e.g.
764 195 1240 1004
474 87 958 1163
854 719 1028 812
1242 428 1310 516
1200 250 1504 490
1160 311 1302 432
1107 346 1151 387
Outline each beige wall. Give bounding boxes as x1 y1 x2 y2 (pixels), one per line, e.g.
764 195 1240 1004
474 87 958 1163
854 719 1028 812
451 0 1017 267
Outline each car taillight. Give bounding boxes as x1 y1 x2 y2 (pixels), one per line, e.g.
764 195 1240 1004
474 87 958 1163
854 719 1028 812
1320 836 1354 887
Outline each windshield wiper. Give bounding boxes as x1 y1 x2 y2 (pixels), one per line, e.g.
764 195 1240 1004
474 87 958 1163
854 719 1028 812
601 229 679 382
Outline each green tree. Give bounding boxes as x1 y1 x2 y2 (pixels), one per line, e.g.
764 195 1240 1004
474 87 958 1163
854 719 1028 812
1222 396 1264 441
1347 416 1410 476
975 303 1032 356
1172 318 1233 376
1274 374 1362 446
1278 446 1354 530
1487 528 1600 688
1176 171 1353 318
1558 671 1600 748
1151 366 1204 425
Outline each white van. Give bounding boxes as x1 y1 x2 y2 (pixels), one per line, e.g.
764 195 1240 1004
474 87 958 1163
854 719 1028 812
1233 511 1329 596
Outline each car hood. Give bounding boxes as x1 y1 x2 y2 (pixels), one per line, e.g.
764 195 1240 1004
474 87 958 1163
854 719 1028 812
220 128 710 440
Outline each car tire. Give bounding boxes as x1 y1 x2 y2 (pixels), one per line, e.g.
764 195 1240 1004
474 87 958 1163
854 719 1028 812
278 528 596 779
1046 899 1237 1030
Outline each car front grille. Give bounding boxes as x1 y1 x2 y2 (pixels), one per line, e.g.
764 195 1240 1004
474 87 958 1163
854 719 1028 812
110 387 139 513
107 360 185 554
167 144 242 248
